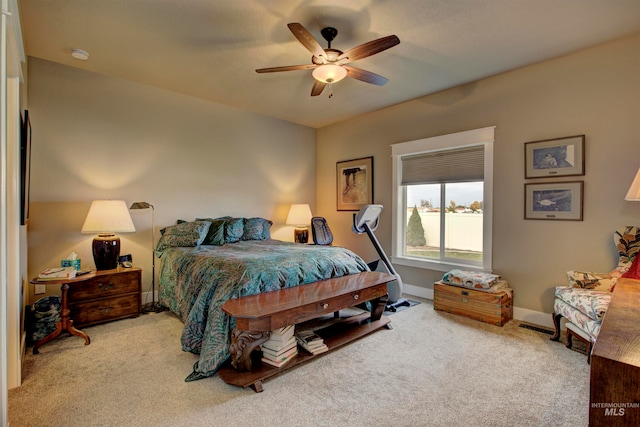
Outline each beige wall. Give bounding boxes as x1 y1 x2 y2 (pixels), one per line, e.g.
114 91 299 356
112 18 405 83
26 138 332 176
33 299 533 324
26 58 317 303
317 33 640 313
24 34 640 314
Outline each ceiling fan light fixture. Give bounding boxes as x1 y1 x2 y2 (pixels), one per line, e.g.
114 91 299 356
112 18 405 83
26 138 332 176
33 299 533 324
256 23 399 97
312 64 347 84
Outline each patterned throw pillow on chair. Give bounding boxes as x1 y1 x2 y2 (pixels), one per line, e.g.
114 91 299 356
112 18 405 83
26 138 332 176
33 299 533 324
566 270 617 292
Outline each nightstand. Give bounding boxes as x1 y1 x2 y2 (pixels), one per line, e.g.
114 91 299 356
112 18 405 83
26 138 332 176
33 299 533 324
30 267 141 354
67 267 141 328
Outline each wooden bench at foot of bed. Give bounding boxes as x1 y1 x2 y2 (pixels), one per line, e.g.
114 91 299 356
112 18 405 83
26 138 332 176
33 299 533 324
218 271 395 392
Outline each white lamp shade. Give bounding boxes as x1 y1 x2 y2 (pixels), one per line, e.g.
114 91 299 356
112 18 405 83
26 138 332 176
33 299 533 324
625 168 640 201
312 64 348 83
81 200 136 234
286 204 312 227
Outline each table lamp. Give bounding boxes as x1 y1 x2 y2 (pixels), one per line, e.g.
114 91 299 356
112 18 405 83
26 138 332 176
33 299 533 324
286 204 312 243
81 200 135 270
130 201 166 313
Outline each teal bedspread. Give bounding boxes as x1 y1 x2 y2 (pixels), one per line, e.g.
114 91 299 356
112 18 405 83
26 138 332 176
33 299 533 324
157 239 369 381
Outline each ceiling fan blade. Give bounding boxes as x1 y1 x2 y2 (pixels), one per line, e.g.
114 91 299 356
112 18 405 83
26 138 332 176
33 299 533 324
337 35 400 63
256 64 317 73
288 23 326 61
311 80 326 96
344 65 388 86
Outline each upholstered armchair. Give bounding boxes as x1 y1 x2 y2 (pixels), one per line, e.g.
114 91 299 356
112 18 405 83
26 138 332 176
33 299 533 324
551 226 640 362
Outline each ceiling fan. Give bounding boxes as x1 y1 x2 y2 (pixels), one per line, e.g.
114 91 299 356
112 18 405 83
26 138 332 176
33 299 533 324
256 23 400 97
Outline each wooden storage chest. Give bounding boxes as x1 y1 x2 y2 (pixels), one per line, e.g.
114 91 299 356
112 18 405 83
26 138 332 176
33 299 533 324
433 281 512 326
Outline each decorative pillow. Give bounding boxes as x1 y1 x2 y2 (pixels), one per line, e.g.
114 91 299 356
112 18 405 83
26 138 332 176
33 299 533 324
196 217 230 245
156 221 212 253
198 216 244 243
242 217 273 240
621 255 640 279
260 218 273 240
194 218 225 246
163 219 188 231
197 216 232 223
566 270 617 292
224 217 245 243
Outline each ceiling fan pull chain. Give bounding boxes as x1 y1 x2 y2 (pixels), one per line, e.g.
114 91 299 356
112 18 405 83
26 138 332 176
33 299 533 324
328 81 334 98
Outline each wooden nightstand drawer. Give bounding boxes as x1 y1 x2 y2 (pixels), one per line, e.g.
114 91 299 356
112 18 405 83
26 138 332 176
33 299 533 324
68 270 140 301
70 294 140 327
67 268 141 327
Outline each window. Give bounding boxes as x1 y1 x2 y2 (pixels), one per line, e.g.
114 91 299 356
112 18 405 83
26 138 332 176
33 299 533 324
391 127 494 272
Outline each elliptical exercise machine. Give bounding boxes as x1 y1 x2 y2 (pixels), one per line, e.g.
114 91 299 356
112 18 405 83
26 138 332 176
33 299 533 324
352 204 410 312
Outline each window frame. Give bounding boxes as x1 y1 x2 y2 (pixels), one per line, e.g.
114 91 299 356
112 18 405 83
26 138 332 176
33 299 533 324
391 127 495 272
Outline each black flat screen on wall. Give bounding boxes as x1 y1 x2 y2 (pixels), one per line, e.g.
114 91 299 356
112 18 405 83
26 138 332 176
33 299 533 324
20 110 32 225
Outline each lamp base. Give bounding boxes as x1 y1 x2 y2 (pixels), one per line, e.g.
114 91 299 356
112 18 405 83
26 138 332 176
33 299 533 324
142 302 168 314
294 227 309 244
92 233 120 270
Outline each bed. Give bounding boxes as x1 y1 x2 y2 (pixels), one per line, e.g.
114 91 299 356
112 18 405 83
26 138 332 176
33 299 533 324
154 217 370 381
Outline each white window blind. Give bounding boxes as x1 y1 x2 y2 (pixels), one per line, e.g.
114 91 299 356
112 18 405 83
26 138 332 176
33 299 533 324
401 146 484 186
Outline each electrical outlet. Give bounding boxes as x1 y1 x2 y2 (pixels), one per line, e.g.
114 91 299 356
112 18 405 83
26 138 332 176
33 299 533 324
35 284 46 295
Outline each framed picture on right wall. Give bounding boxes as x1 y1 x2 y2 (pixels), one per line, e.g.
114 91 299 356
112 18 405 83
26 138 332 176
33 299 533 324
524 181 584 221
524 134 585 179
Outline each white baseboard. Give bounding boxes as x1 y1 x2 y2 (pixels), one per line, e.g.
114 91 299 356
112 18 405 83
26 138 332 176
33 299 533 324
403 283 433 300
141 290 158 306
512 306 554 329
402 282 553 329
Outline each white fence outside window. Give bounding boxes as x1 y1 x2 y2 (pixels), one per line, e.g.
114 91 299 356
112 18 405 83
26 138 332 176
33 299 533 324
409 212 483 252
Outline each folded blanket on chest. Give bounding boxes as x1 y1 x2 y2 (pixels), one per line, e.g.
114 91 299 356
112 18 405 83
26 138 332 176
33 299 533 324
441 269 501 289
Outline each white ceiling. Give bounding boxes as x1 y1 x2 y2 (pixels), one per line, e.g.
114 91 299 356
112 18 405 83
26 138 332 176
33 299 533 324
18 0 640 129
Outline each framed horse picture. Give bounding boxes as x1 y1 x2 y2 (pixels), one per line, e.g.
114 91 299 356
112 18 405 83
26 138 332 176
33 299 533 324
336 156 373 211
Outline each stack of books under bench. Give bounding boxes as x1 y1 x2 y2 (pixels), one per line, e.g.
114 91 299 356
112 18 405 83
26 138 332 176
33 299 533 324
260 325 298 368
296 329 328 355
260 325 330 368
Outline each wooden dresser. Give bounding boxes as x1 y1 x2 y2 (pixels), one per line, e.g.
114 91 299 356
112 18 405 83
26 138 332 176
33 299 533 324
67 268 142 328
589 278 640 426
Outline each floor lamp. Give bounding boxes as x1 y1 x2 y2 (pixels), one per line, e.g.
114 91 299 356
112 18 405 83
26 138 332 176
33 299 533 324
130 202 166 313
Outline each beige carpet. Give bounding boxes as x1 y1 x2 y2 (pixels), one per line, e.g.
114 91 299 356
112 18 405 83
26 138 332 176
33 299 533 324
9 299 589 427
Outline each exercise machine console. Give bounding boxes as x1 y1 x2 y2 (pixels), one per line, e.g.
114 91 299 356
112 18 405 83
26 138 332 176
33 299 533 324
352 204 410 311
